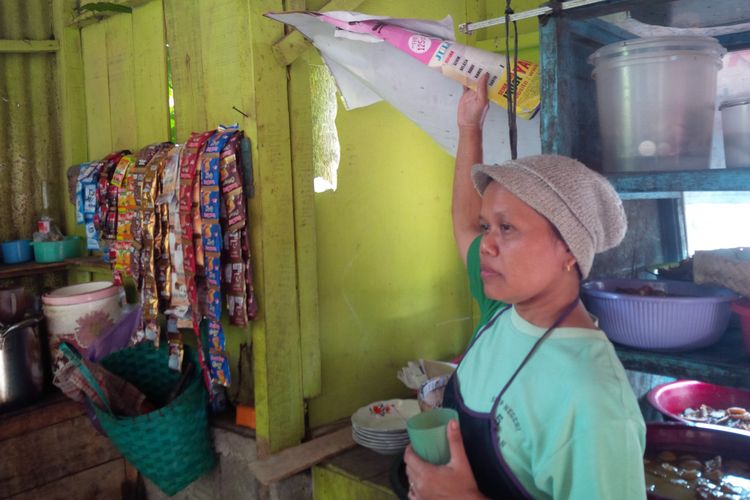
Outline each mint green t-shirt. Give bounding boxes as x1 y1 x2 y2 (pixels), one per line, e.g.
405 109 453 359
460 236 646 499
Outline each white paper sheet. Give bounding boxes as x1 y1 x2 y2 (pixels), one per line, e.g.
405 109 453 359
266 11 541 163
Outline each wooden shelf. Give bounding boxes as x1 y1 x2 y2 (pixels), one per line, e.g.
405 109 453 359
608 168 750 196
539 1 750 394
0 256 109 280
615 326 750 390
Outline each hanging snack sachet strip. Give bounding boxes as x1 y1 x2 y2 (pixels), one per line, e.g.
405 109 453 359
159 145 185 370
199 127 238 386
178 130 214 388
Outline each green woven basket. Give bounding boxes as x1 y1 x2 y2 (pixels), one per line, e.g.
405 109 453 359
95 343 216 496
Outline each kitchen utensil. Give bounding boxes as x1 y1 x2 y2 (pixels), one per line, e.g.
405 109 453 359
0 316 45 410
581 278 737 351
720 95 750 168
350 399 420 455
648 379 750 428
351 399 420 431
645 422 750 499
406 407 458 465
0 286 28 324
589 36 725 172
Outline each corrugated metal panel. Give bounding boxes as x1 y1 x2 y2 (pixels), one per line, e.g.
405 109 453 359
0 0 64 243
0 0 65 290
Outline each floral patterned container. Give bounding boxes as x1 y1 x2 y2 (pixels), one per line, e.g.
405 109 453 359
42 281 123 372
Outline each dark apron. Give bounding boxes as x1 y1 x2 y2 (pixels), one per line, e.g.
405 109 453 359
442 299 578 499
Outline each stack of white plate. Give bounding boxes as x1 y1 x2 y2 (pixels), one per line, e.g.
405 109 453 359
350 398 420 455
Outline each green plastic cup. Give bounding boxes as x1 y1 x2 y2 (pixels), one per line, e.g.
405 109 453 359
406 407 459 465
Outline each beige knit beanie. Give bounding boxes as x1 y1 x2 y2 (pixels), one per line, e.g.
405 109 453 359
471 154 627 279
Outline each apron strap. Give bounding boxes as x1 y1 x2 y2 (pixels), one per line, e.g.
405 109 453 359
490 298 580 415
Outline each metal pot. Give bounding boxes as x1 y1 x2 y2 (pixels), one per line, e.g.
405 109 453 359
0 317 45 410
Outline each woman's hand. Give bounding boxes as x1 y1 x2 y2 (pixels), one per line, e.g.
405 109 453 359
404 419 485 499
457 73 490 131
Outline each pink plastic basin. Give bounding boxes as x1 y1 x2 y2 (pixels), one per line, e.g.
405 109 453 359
648 379 750 425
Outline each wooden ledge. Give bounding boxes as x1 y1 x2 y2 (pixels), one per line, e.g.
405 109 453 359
249 425 356 485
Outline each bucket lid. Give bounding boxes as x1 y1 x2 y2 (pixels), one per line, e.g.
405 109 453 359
42 281 120 306
720 95 750 111
589 35 726 66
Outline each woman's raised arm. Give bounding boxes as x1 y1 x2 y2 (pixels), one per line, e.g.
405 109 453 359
452 73 489 264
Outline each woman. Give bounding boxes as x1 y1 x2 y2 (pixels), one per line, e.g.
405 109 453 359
403 75 646 499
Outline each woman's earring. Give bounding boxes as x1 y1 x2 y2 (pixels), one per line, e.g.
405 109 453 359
566 262 573 272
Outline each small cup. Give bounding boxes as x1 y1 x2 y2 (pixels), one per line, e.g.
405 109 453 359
407 407 458 465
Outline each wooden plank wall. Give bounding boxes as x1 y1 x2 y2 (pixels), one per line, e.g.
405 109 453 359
80 0 169 160
163 0 305 455
0 398 128 499
52 0 88 234
64 0 312 456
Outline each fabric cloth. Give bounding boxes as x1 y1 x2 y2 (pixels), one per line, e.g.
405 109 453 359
471 154 627 278
456 236 646 499
54 354 147 417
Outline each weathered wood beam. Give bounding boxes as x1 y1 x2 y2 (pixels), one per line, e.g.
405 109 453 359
288 50 321 399
0 39 59 53
271 0 365 66
246 0 306 457
249 426 356 485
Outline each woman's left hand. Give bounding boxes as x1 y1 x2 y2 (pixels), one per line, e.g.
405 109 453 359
404 419 485 499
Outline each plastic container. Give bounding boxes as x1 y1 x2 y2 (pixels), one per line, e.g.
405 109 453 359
589 36 725 173
581 278 737 351
720 96 750 168
648 379 750 426
1 239 32 264
731 298 750 355
32 240 65 263
42 281 123 369
644 422 750 500
62 235 82 259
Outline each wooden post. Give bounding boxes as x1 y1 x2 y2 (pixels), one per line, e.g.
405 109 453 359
244 0 306 456
285 8 322 399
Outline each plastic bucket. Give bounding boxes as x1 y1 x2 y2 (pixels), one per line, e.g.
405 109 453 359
32 240 65 263
720 96 750 168
589 36 725 173
62 235 82 259
1 239 32 264
42 282 123 371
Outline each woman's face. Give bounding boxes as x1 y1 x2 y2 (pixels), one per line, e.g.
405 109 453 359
478 181 573 304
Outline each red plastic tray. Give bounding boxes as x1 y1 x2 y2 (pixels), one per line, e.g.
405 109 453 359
648 379 750 424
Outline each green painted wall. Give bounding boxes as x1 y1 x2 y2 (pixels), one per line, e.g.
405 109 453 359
50 0 541 437
307 0 541 426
